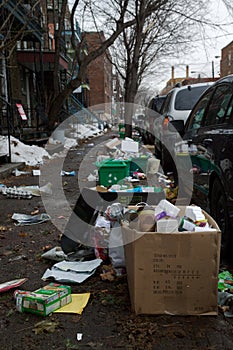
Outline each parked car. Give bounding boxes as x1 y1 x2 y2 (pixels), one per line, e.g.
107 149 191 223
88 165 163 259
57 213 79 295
137 95 166 145
159 75 233 260
154 82 214 163
160 82 214 123
148 94 167 114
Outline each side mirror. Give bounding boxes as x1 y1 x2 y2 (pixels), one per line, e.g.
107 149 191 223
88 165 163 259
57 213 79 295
168 120 185 135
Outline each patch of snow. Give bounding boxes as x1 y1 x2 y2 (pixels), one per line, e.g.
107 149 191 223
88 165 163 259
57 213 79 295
0 123 104 165
0 135 51 166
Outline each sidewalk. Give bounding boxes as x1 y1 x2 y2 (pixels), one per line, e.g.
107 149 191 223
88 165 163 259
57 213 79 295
0 162 25 180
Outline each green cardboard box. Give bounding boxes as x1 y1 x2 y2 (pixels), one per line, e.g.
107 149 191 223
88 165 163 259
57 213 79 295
15 283 72 316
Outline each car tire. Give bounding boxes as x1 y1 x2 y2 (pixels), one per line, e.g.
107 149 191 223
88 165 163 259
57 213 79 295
161 145 178 182
210 179 232 261
147 132 155 145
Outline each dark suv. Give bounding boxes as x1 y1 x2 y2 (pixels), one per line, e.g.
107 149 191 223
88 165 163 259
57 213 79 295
162 75 233 260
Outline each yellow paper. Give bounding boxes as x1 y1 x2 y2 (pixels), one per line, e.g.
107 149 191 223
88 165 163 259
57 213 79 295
54 293 90 314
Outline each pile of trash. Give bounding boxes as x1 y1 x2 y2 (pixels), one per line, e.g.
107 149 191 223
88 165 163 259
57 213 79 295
123 200 217 233
40 200 218 285
41 202 127 283
84 136 178 201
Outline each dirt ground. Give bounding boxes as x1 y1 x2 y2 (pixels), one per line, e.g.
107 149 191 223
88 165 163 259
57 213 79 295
1 131 233 350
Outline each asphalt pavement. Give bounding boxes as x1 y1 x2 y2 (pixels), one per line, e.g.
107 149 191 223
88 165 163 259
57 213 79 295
1 131 233 350
0 162 25 180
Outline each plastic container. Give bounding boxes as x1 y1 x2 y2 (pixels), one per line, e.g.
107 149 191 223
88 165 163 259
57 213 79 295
96 159 130 187
130 156 149 174
118 123 125 139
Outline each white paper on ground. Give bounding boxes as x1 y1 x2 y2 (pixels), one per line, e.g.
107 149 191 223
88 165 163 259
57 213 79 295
32 169 41 176
41 258 103 283
42 267 98 283
53 258 102 272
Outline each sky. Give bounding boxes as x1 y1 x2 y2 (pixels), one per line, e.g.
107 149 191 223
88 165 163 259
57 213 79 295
153 0 233 92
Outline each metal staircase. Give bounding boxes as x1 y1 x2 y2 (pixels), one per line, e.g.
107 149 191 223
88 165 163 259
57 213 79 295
68 94 103 127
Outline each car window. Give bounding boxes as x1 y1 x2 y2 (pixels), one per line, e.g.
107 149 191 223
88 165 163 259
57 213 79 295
204 84 233 126
226 96 233 119
174 86 210 110
161 92 172 114
186 89 213 130
153 96 166 113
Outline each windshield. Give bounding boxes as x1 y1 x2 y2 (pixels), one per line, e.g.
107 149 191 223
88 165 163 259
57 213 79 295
175 86 209 110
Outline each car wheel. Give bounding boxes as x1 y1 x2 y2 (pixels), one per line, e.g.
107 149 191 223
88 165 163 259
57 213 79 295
161 145 178 182
147 132 155 145
210 179 232 261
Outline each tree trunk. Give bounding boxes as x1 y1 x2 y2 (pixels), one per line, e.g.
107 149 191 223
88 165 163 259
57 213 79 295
47 77 82 131
124 67 138 138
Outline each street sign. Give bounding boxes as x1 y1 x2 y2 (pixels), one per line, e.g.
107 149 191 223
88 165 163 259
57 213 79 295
16 103 27 120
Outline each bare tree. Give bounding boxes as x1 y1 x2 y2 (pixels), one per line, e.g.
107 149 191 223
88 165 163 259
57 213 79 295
1 0 228 133
50 0 233 133
49 0 208 131
47 0 138 130
107 0 212 136
221 0 233 14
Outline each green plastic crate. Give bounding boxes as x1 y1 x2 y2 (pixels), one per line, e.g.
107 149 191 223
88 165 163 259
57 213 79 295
97 159 130 187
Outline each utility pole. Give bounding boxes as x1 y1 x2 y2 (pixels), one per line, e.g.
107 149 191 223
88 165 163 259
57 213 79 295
212 56 220 79
0 34 11 163
212 61 214 79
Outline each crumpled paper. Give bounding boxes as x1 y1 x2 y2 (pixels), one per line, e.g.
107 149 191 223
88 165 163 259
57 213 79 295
41 247 67 261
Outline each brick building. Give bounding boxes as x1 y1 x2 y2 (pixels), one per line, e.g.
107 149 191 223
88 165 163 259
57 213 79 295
84 32 113 121
161 65 218 95
0 0 74 137
221 41 233 77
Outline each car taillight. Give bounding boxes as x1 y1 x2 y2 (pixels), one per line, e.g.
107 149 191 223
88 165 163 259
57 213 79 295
162 116 170 130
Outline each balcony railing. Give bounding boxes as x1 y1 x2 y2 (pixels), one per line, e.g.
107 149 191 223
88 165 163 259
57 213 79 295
2 0 43 42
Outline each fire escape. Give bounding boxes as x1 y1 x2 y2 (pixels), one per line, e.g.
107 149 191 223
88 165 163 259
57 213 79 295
0 0 44 155
0 0 103 158
0 0 44 162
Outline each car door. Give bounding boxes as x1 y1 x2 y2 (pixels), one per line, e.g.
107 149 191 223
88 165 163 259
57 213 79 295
183 83 233 209
154 91 174 153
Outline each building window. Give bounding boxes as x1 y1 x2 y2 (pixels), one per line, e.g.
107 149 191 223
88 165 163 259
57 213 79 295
49 37 53 50
228 51 232 66
47 0 53 9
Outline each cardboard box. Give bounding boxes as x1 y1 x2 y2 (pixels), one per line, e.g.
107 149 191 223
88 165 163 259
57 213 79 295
122 207 221 316
15 283 72 316
105 137 122 149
